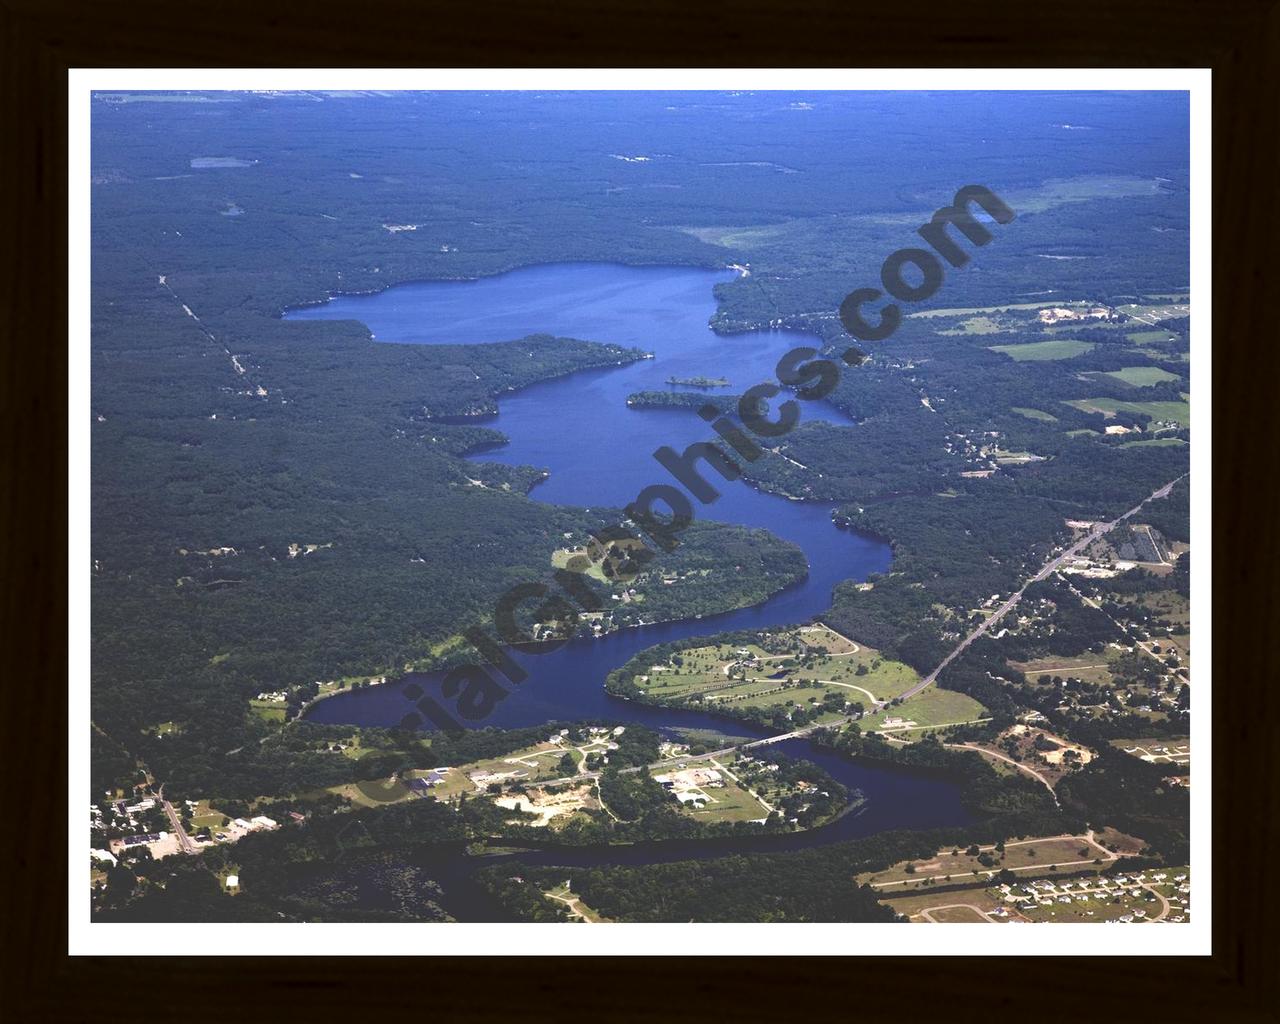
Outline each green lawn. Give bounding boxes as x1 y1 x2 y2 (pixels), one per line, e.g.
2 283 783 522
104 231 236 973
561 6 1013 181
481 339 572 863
1100 366 1183 387
249 700 285 723
858 686 987 733
1064 397 1190 427
1011 406 1059 422
1126 329 1180 345
664 771 771 824
989 339 1095 361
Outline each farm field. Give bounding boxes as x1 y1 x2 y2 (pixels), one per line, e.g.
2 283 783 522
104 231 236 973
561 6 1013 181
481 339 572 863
1099 366 1183 387
1064 397 1190 427
1011 406 1059 422
988 339 1095 361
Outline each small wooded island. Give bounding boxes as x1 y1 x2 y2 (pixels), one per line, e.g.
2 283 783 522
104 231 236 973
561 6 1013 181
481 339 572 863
667 375 730 387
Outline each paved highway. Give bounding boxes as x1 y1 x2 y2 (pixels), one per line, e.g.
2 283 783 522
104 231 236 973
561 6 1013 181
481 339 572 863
895 476 1183 702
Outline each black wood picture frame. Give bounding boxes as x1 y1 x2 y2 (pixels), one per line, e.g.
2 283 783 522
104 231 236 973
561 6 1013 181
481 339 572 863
3 1 1275 1019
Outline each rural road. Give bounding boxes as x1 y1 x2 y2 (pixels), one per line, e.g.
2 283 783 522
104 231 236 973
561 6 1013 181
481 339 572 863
943 742 1060 805
158 786 196 855
896 475 1184 702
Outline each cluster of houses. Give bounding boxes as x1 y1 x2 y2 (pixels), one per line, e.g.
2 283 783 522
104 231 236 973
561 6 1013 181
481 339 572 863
998 871 1190 922
91 797 171 863
211 815 280 844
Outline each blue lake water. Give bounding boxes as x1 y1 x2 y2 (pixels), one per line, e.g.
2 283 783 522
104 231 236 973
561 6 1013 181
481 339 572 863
288 263 891 731
283 263 969 884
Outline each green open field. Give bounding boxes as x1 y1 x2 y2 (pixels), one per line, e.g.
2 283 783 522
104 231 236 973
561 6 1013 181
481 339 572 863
1064 397 1191 426
1100 366 1183 387
552 545 609 581
937 315 1010 336
188 799 229 833
1122 437 1187 448
858 834 1111 893
858 687 988 734
926 905 989 922
638 630 918 714
1126 329 1181 345
1014 652 1117 687
988 339 1095 361
1011 406 1059 422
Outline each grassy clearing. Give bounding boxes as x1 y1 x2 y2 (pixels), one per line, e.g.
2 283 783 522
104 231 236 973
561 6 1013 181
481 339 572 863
858 835 1110 892
1014 652 1117 688
1064 397 1190 427
938 315 1010 336
543 882 610 922
989 339 1095 361
1126 329 1180 345
1122 437 1187 448
882 888 1010 922
249 700 285 723
1011 406 1059 422
1101 366 1183 387
858 687 987 734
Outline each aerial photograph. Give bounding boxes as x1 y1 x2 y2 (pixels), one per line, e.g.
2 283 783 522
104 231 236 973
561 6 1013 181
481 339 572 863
85 84 1197 933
